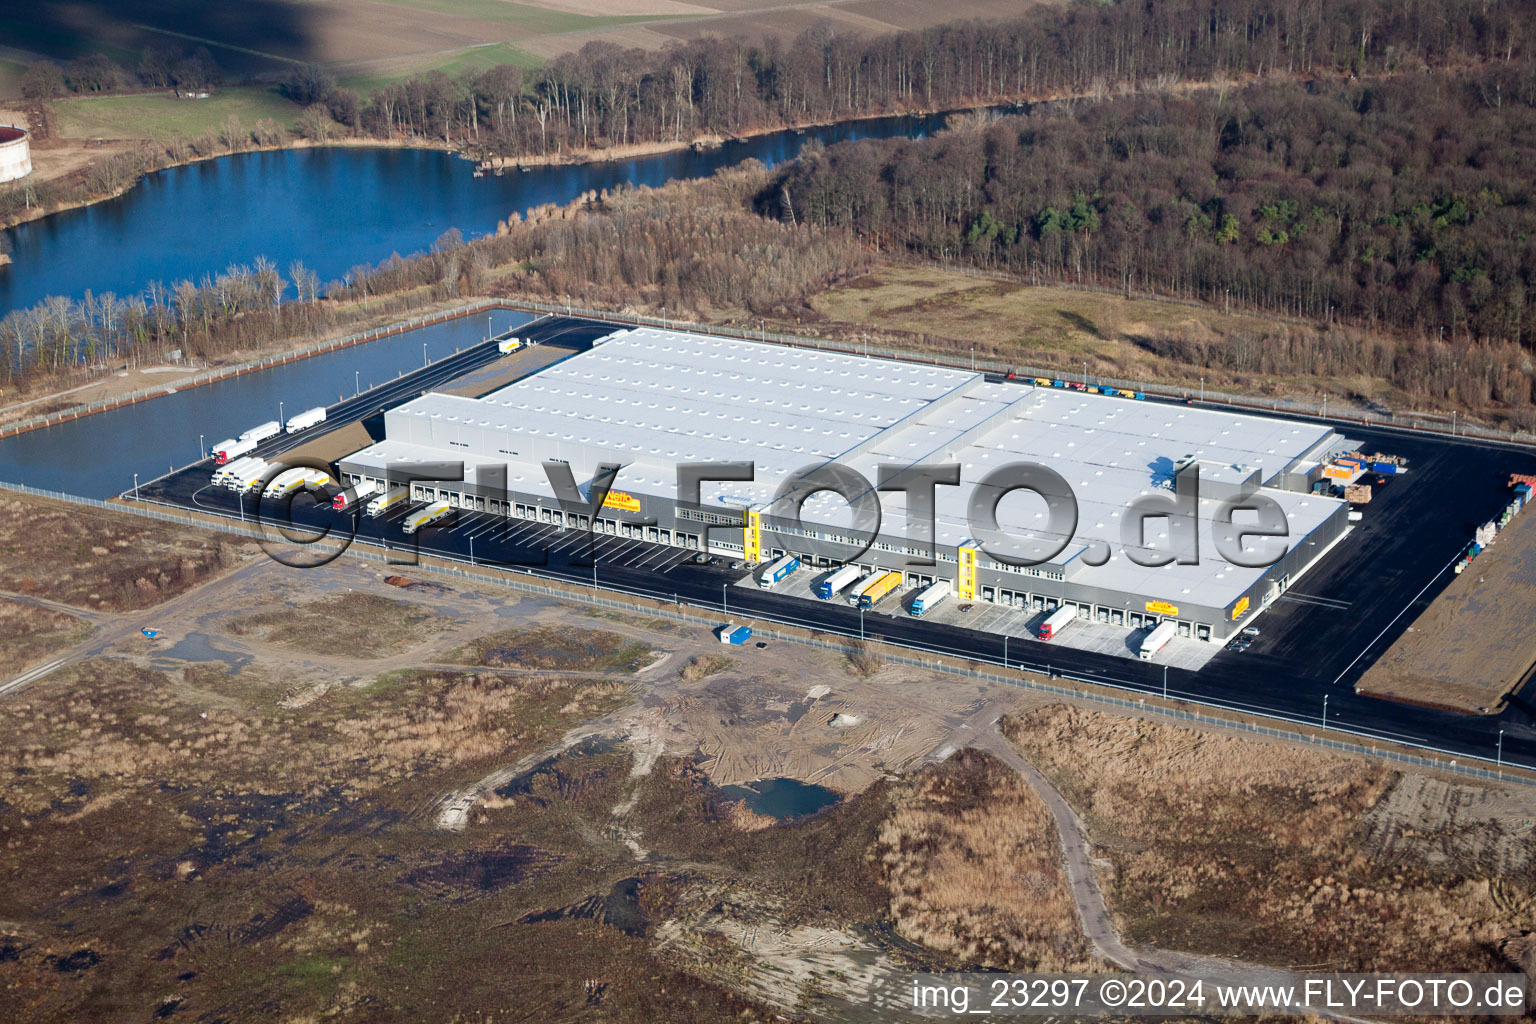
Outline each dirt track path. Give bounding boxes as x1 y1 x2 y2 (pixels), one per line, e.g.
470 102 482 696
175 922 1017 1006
969 719 1380 1023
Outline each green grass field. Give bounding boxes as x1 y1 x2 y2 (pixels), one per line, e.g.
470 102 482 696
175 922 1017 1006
52 86 304 139
373 0 674 35
337 42 543 95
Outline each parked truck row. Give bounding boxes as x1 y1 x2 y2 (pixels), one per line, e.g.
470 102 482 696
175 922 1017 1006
208 407 329 463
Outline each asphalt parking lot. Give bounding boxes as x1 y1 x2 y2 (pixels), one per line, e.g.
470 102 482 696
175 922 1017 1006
131 314 1536 770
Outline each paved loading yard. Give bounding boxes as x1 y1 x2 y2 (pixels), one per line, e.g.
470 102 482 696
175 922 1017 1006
759 570 1221 671
1355 496 1536 713
130 315 1536 770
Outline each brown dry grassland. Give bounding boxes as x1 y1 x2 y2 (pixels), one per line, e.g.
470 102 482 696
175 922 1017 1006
225 591 442 658
874 748 1094 971
452 624 654 673
0 599 91 668
1003 704 1536 974
0 492 253 611
799 263 1382 407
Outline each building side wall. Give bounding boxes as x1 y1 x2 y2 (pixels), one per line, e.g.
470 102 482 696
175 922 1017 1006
0 134 31 182
337 455 1343 642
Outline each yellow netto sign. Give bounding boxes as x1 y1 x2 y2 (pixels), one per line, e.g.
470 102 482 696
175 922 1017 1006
957 543 977 601
1145 600 1180 617
1231 596 1250 621
601 490 641 513
743 509 761 563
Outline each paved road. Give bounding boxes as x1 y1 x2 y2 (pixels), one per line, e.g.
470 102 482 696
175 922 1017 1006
132 317 1536 773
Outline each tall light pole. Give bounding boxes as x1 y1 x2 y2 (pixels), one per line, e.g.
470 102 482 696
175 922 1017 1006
423 342 428 366
1003 634 1008 669
722 582 727 614
487 313 492 340
469 536 474 565
1497 727 1505 771
860 607 865 639
1322 694 1329 728
1163 663 1168 700
198 433 204 460
760 318 765 343
1199 377 1205 403
355 370 360 395
279 400 284 426
133 473 139 501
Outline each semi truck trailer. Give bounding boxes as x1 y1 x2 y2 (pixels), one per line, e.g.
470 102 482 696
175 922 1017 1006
498 336 522 354
816 564 862 599
908 580 951 616
758 554 800 589
284 406 327 433
402 500 452 535
1037 605 1075 640
857 570 903 610
365 486 408 517
213 437 256 464
1139 620 1178 660
215 456 263 487
332 479 379 511
240 420 282 443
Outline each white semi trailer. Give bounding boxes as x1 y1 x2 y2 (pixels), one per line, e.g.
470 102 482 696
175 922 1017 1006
284 406 327 433
1139 620 1178 660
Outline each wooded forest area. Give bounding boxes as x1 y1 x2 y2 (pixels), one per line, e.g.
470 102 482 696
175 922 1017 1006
338 0 1532 155
767 64 1536 361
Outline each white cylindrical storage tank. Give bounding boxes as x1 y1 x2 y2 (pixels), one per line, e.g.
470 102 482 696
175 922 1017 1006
0 126 31 182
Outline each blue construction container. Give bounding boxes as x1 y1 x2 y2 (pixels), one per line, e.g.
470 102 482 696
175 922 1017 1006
1133 392 1146 400
1372 462 1398 474
1051 379 1065 388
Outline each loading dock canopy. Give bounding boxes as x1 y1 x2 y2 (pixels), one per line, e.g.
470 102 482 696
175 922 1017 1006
359 327 1345 608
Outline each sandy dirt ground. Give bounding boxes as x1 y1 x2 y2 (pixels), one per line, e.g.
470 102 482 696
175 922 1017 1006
35 554 1022 807
0 106 138 187
1356 500 1536 712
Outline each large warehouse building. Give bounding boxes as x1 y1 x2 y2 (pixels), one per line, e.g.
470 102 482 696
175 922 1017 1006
338 326 1352 642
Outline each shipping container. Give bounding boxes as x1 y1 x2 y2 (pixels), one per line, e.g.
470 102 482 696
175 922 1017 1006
240 420 282 443
1321 465 1354 480
908 580 952 617
716 624 752 645
816 564 862 600
1139 620 1178 660
402 500 452 535
284 406 327 433
857 570 904 609
1037 605 1075 641
757 553 800 589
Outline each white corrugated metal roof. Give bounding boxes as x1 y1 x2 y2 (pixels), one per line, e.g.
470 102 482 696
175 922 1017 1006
358 327 1343 607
